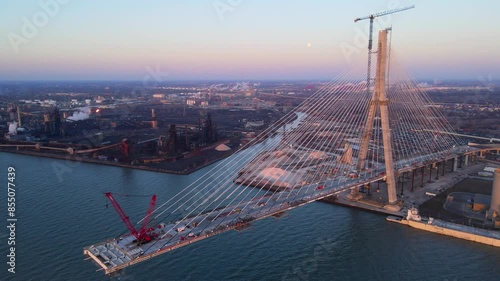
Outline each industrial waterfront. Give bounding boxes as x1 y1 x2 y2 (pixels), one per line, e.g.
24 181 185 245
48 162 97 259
1 152 499 281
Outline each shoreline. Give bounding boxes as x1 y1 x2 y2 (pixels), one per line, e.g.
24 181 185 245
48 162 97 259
0 149 232 175
388 217 500 247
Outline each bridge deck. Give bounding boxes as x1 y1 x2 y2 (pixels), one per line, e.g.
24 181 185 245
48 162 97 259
84 149 472 274
84 173 384 274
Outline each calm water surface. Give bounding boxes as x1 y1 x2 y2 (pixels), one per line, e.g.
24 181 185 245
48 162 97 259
0 152 499 281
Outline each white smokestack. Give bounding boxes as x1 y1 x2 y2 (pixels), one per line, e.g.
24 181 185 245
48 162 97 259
68 107 91 121
8 122 18 135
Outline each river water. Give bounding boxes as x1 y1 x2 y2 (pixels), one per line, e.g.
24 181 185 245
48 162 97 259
0 152 499 281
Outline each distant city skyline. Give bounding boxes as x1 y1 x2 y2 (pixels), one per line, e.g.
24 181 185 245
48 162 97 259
1 0 499 81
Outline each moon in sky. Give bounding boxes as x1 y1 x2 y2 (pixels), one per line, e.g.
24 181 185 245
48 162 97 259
307 42 312 48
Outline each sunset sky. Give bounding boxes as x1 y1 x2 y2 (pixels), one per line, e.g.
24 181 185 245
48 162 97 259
1 0 499 81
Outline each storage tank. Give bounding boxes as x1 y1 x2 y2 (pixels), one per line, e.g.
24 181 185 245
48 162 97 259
491 168 500 214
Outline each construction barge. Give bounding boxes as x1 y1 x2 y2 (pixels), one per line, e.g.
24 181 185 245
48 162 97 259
84 220 249 275
388 208 500 247
84 198 295 274
84 173 378 274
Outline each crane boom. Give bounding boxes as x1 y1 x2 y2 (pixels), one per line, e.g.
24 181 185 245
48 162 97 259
354 5 415 22
105 192 139 240
353 5 415 110
105 192 157 243
138 195 156 239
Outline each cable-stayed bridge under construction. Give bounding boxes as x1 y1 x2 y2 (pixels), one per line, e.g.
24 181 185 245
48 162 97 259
84 28 499 275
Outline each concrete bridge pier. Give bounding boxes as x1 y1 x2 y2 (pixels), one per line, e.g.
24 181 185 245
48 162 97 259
399 173 405 197
453 157 458 172
428 165 433 183
464 154 469 166
411 169 416 192
346 186 363 201
420 167 425 187
435 163 440 180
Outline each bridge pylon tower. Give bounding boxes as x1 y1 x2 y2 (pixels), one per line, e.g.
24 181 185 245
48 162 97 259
357 29 399 209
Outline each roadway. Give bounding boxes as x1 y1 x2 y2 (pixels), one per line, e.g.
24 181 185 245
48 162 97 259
84 146 473 274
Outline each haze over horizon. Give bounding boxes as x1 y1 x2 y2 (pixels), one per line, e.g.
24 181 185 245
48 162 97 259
1 0 499 81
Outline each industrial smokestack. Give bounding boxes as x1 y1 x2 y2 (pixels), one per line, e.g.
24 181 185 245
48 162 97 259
44 114 50 133
17 106 22 127
151 109 158 129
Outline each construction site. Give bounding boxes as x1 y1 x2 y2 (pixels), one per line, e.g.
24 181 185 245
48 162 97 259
81 6 500 275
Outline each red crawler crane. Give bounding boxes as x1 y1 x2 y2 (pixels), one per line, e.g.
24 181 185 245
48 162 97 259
105 192 157 243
